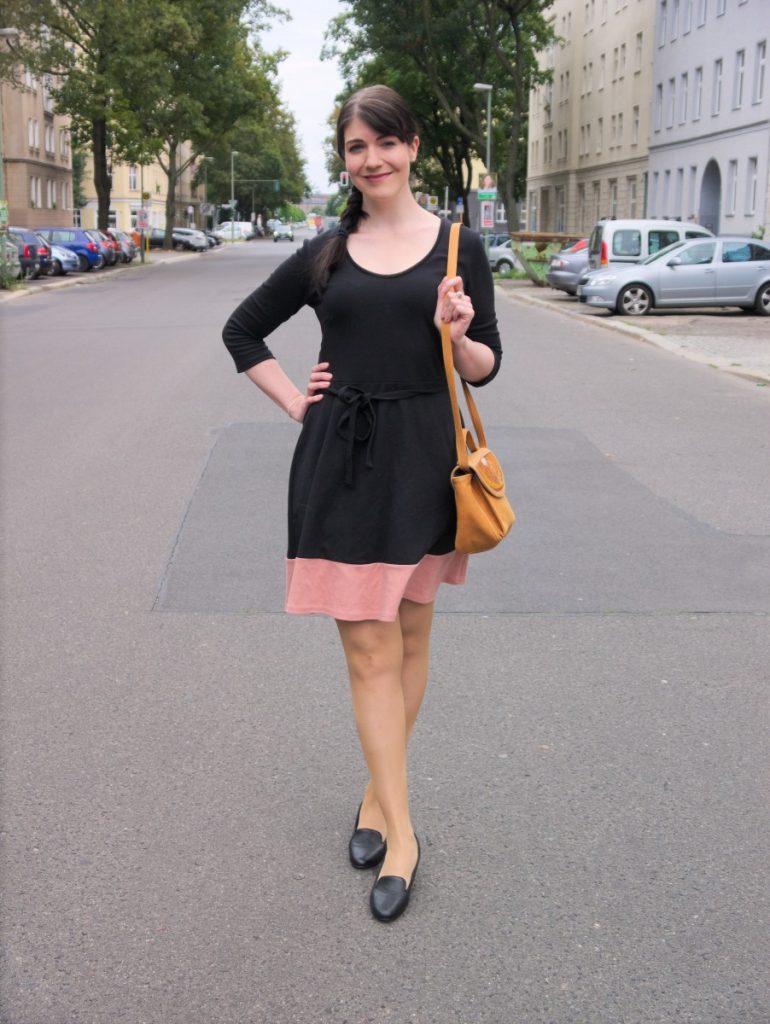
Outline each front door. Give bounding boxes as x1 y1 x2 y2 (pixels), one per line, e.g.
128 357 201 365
658 240 717 305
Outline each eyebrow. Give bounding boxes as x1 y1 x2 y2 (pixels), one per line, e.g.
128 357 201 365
344 133 396 146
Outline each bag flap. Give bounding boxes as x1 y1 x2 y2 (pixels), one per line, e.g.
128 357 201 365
466 447 507 496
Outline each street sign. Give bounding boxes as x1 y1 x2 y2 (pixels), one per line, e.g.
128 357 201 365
136 207 149 230
481 201 494 230
200 202 215 216
427 195 438 210
478 189 498 201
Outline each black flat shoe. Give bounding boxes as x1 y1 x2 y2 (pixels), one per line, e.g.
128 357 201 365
370 836 420 923
349 802 386 869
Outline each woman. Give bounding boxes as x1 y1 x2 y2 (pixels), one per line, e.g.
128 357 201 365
223 85 501 922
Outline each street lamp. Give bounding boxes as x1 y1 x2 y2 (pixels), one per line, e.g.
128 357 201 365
230 150 239 242
473 82 493 253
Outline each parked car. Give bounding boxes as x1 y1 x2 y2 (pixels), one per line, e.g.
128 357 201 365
37 227 104 271
31 232 56 276
587 218 713 271
106 228 136 263
546 238 589 295
487 237 518 273
7 227 42 279
273 222 294 242
48 242 80 275
201 229 222 247
577 235 770 316
215 220 254 240
1 236 23 280
87 229 118 266
171 227 209 252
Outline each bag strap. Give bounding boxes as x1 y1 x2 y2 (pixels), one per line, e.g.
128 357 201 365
440 222 488 471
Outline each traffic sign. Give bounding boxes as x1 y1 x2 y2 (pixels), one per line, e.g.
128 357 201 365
136 207 149 230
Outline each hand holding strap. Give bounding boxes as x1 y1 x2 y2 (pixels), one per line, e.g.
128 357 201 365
439 222 488 471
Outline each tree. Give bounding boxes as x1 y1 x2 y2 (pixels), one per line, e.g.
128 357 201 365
323 0 555 229
0 0 161 227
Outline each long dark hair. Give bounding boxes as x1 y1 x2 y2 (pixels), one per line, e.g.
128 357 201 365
311 85 419 292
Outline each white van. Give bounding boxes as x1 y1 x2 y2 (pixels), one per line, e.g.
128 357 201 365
588 219 713 270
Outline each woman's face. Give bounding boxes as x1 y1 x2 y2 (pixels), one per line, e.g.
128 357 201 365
342 115 418 202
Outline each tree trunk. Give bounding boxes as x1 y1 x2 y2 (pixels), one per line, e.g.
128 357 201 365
92 117 111 231
505 115 521 232
163 142 178 250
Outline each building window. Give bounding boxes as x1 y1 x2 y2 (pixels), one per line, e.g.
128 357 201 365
754 41 767 104
716 0 726 13
599 53 606 89
588 61 593 92
671 0 679 40
745 157 758 214
612 47 619 81
577 183 586 230
27 118 40 148
667 77 676 127
675 167 684 212
597 117 603 152
628 176 638 217
662 170 671 212
733 50 745 108
635 32 643 72
680 73 689 121
29 176 41 207
129 165 138 190
620 44 626 77
650 172 659 214
46 179 55 209
712 58 723 115
61 182 69 210
655 83 663 129
697 0 707 26
609 179 618 218
593 180 601 222
59 129 70 159
693 66 703 118
528 191 537 231
610 114 617 147
601 0 608 22
632 105 640 144
659 1 668 47
683 0 693 32
618 112 623 146
556 187 566 232
726 159 737 214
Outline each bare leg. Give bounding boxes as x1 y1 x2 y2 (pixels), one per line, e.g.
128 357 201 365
353 599 434 839
337 616 419 882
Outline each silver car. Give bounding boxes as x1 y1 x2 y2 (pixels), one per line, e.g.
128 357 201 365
577 236 770 317
487 238 519 273
49 243 80 275
546 239 588 295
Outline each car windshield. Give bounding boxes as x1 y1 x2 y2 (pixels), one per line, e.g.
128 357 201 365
641 240 686 265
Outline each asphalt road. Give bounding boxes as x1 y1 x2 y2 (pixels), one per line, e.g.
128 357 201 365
1 232 769 1024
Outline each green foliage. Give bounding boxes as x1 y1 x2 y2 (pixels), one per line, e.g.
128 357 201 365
322 0 555 229
71 149 89 210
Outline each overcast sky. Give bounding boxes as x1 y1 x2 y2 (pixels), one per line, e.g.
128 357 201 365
261 0 347 193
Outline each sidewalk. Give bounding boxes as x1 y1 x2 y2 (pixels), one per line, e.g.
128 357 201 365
0 246 210 304
497 278 770 384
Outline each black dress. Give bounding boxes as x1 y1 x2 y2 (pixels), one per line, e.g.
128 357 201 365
222 218 502 621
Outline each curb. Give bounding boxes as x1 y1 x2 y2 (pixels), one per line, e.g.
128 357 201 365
496 284 770 386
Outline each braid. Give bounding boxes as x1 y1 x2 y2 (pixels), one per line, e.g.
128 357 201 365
311 186 368 294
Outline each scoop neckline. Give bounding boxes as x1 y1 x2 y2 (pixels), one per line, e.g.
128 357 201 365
345 218 447 278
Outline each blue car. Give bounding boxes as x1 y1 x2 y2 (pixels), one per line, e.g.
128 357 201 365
37 226 104 271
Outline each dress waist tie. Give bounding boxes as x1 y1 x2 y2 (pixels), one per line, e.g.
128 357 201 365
327 384 443 487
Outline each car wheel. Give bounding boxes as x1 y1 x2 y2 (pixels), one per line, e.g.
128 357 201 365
53 259 63 275
77 253 89 272
495 259 514 273
617 284 653 316
95 254 105 270
754 282 770 316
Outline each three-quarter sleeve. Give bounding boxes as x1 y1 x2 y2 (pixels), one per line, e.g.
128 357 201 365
459 227 502 387
222 239 317 373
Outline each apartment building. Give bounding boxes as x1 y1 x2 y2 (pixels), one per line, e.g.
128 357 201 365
0 68 73 228
526 0 655 235
79 145 202 232
648 0 769 235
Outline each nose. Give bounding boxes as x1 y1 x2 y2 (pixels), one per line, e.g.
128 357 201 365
364 147 382 169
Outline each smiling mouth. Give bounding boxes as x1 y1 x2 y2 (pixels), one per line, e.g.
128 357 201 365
364 173 391 182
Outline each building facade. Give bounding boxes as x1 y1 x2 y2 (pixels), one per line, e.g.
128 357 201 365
0 67 73 228
648 0 769 236
526 0 655 235
79 145 203 232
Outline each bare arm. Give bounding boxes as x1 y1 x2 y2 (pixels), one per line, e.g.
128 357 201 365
245 358 331 422
434 276 496 383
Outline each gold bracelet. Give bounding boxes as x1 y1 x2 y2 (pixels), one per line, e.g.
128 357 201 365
286 393 304 416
